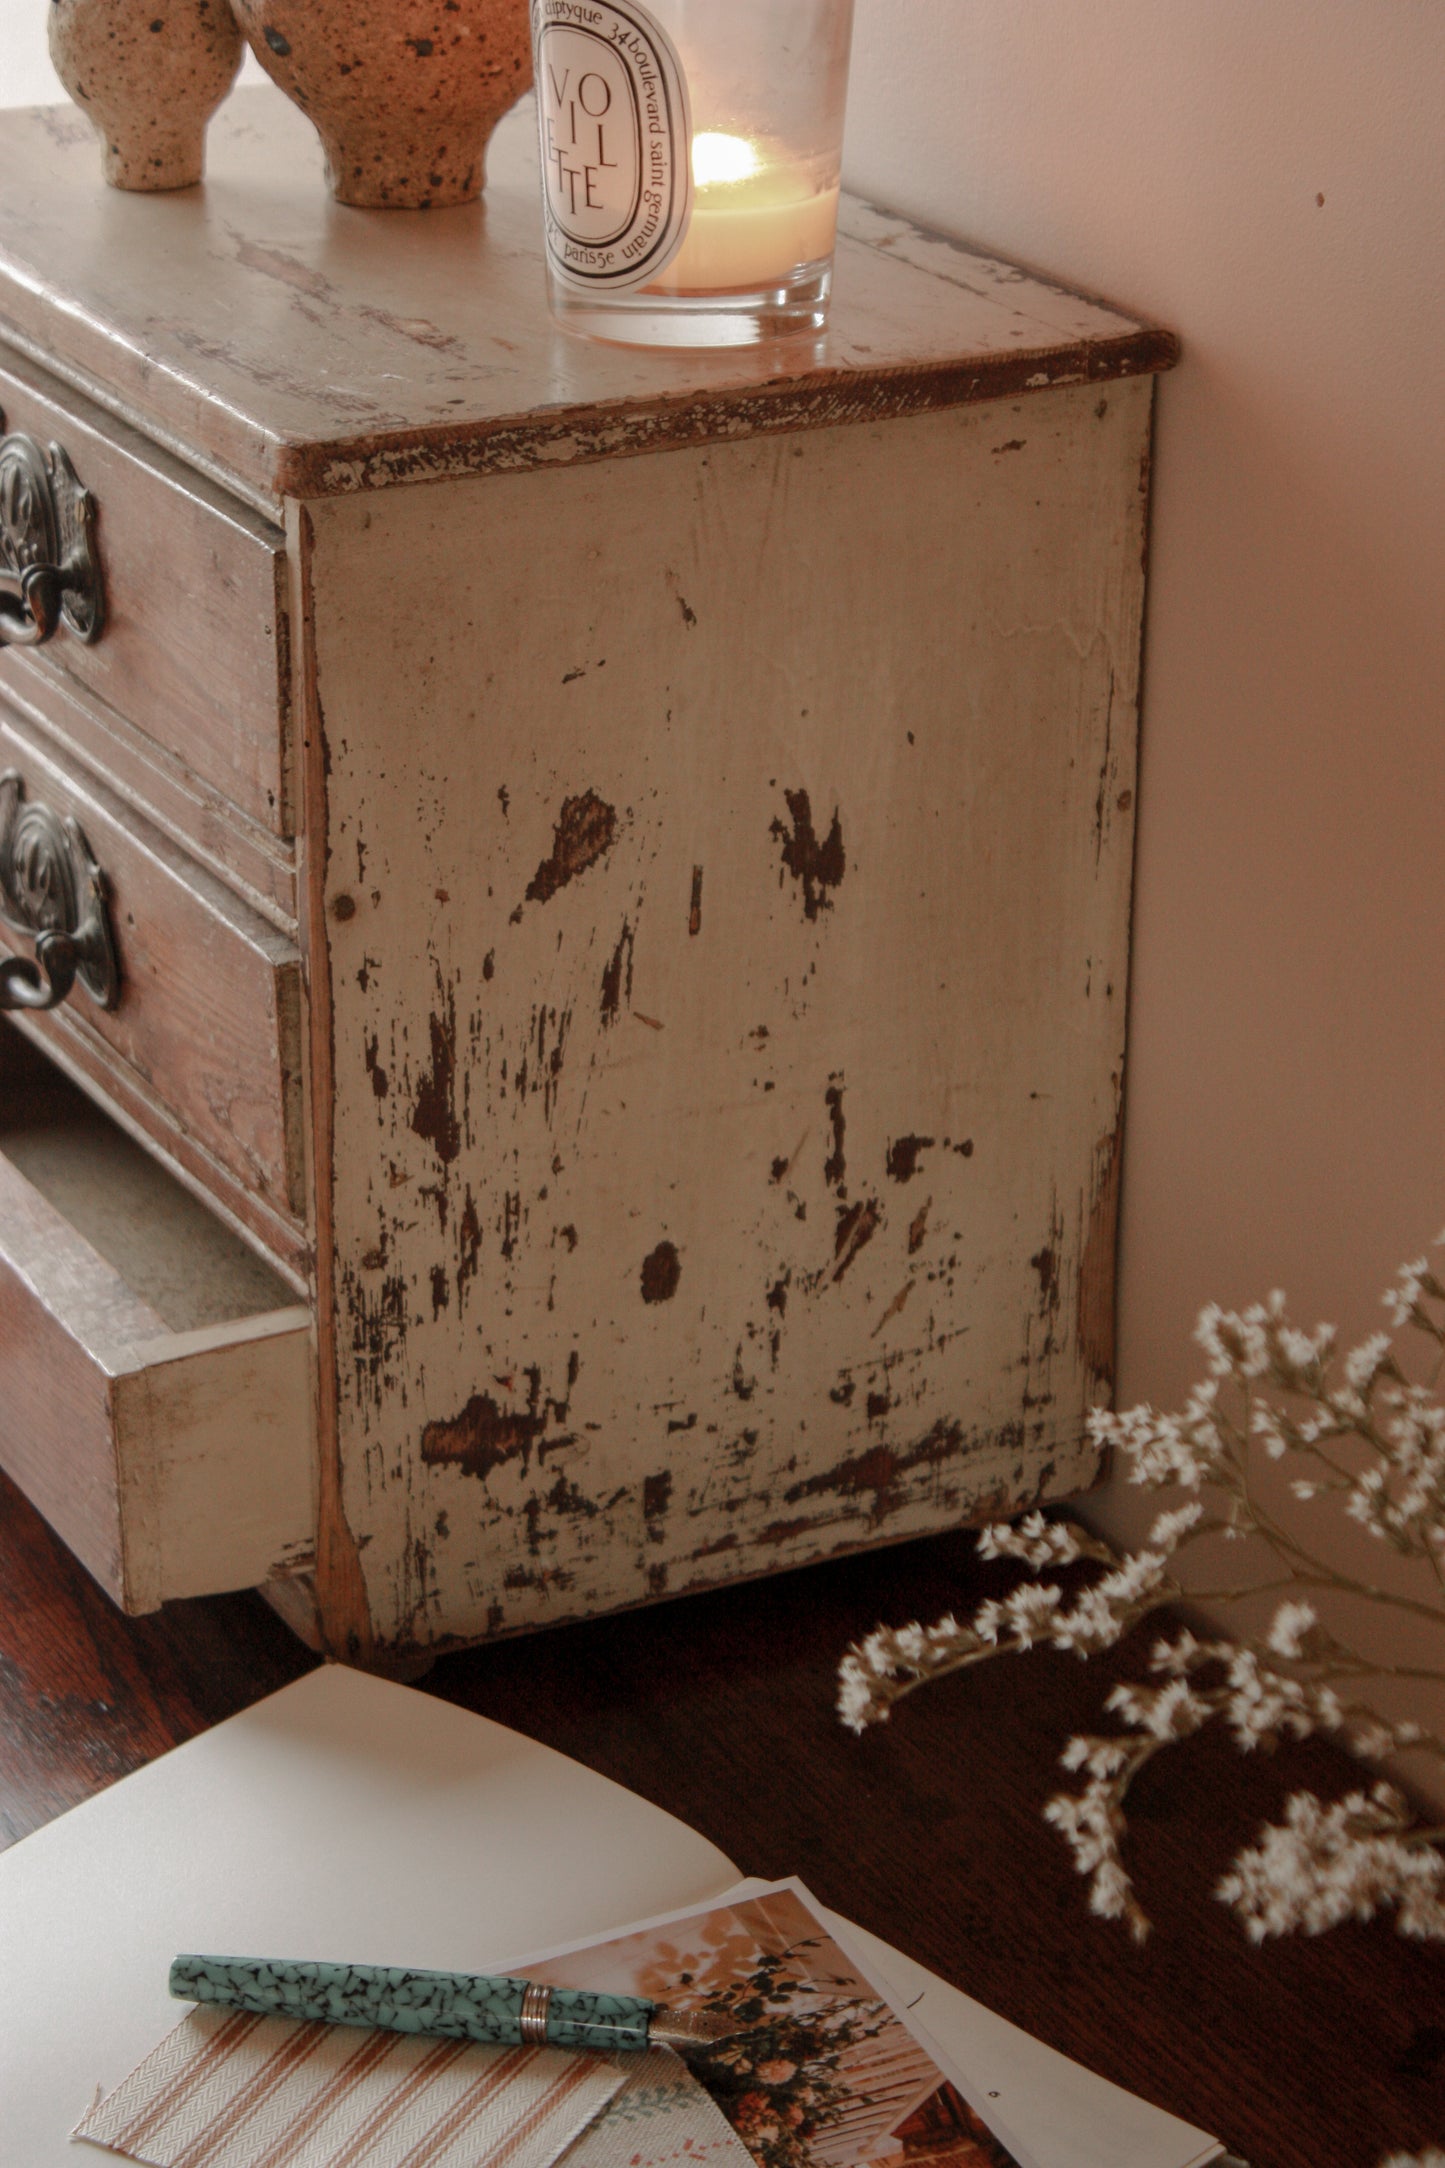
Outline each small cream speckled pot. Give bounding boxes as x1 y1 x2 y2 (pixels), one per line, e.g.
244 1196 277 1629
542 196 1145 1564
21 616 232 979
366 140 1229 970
48 0 243 192
230 1 533 209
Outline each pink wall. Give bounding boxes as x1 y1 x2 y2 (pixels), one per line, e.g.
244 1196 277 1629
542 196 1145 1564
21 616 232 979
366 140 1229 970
842 1 1445 1418
841 0 1445 1791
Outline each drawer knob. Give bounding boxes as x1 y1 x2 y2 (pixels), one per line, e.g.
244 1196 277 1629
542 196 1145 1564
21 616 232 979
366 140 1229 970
0 772 119 1012
0 421 105 649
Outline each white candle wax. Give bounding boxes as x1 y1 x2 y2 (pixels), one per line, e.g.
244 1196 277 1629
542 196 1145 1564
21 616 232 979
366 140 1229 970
650 132 839 295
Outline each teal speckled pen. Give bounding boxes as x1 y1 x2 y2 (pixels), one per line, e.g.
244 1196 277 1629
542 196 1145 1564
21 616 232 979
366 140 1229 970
169 1955 732 2054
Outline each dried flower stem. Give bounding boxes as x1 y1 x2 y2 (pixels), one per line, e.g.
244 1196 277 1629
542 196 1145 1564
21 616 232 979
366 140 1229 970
839 1243 1445 1949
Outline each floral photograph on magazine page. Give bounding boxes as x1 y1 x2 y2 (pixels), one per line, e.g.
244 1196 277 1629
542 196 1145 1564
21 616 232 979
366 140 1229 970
527 1884 1021 2168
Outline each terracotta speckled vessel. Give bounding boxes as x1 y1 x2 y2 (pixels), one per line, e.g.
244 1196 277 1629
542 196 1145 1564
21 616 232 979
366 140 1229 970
230 1 533 208
48 0 243 191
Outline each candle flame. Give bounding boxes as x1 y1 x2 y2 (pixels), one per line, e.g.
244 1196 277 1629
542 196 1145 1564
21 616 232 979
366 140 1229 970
690 132 761 189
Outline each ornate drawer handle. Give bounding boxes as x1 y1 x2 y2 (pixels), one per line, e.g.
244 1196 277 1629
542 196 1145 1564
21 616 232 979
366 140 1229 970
0 417 105 649
0 771 120 1012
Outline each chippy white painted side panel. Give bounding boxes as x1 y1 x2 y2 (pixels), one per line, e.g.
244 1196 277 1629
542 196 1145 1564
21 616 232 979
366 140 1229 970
308 379 1149 1653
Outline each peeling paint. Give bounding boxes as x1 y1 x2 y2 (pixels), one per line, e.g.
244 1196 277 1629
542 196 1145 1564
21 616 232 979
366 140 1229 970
421 1383 569 1481
538 1472 597 1520
758 1516 820 1547
784 1417 964 1524
411 980 460 1165
600 920 634 1024
1078 1120 1122 1388
772 1128 808 1187
872 1280 916 1335
886 1134 933 1182
312 353 1150 1655
771 789 845 921
824 1083 846 1193
347 1269 407 1416
291 324 1177 500
832 1198 881 1281
641 1241 682 1303
457 1187 482 1308
692 1532 738 1561
525 791 618 906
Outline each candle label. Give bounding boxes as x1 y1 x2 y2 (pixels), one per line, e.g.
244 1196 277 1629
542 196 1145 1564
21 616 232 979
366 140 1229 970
531 0 693 291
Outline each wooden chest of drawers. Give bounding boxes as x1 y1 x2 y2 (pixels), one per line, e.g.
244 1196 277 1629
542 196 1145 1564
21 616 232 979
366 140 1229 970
0 91 1175 1661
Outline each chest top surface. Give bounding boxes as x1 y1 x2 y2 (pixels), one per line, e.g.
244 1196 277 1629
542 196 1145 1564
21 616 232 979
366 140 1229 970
0 90 1175 514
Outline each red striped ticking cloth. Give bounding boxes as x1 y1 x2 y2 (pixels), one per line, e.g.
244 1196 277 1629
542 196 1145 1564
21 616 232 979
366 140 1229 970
71 2004 629 2168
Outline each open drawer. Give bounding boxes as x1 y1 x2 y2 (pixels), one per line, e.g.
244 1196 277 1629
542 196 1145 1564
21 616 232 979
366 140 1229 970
0 1029 314 1612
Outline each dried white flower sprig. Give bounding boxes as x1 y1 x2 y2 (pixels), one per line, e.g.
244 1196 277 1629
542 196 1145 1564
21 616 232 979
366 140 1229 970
839 1246 1445 1946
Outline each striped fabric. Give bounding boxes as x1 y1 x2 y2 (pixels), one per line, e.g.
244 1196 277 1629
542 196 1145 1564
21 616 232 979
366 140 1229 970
72 2005 627 2168
559 2048 755 2168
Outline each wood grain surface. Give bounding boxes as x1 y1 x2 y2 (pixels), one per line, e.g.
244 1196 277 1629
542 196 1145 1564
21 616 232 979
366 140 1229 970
0 649 298 933
0 348 291 836
0 701 304 1219
0 94 1176 513
1 1461 1439 2166
0 1032 314 1611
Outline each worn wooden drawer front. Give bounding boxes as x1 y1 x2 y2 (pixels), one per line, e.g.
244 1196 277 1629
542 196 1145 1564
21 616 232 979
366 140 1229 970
0 1033 313 1611
0 348 290 834
0 703 303 1215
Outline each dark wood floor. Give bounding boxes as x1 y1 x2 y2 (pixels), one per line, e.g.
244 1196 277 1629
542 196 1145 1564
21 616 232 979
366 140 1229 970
2 1462 1438 2166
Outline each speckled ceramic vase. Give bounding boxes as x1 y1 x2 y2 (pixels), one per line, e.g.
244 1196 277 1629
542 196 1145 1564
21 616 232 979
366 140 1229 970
48 0 243 191
229 1 533 209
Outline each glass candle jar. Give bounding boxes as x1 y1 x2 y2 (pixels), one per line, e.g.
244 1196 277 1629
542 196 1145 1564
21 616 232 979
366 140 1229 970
530 0 856 348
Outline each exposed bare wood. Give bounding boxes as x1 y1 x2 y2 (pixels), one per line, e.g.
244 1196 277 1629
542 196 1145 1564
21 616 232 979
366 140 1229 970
1077 1116 1123 1397
0 349 290 835
290 502 374 1667
0 93 1177 513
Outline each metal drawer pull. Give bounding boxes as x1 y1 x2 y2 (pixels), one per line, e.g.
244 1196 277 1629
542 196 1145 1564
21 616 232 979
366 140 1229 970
0 771 119 1011
0 419 104 648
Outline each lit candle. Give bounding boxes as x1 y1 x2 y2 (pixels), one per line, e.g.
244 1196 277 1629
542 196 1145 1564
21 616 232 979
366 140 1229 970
650 132 840 295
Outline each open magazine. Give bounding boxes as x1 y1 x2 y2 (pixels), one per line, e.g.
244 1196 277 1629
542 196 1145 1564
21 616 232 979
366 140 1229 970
7 1667 1235 2168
